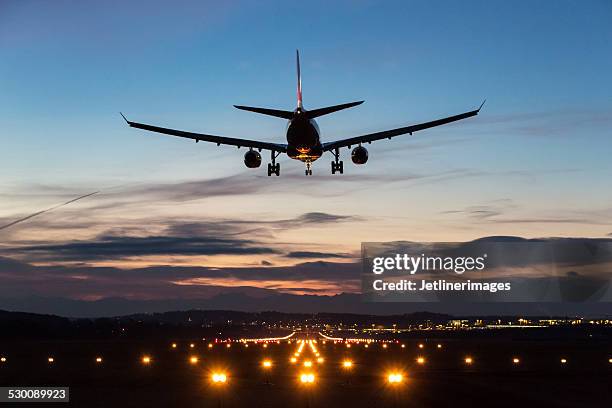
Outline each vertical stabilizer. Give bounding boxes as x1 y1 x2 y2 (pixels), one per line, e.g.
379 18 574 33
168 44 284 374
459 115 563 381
296 49 303 109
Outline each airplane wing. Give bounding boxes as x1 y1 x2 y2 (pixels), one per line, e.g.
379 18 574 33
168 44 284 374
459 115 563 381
322 101 485 152
120 114 287 152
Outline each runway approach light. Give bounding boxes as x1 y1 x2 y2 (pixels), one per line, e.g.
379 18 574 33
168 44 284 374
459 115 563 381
304 360 312 367
212 373 227 383
262 360 272 368
464 357 473 365
317 357 324 364
512 358 520 364
300 373 315 384
290 357 297 364
343 360 353 369
416 357 425 365
142 356 151 365
190 356 199 365
95 357 103 363
387 373 403 384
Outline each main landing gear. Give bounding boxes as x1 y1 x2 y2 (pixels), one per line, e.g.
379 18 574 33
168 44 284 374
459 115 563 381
267 151 280 176
305 162 312 176
331 147 343 174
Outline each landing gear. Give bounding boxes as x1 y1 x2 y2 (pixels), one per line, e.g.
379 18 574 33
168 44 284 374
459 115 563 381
331 147 343 174
305 162 312 176
267 151 280 176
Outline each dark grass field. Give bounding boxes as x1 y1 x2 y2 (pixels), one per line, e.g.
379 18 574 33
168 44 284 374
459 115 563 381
1 334 611 407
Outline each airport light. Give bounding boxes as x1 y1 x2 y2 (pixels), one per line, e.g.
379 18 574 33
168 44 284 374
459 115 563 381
208 343 213 349
608 358 612 364
364 344 369 348
171 343 177 349
382 344 388 349
262 359 272 369
189 356 199 365
48 357 54 364
464 357 473 365
0 357 6 363
401 344 405 349
387 373 403 384
418 343 424 349
346 343 351 348
317 357 324 364
416 357 425 365
190 343 195 349
290 357 297 364
142 356 151 365
263 343 268 348
437 344 442 349
342 360 353 369
299 373 315 384
512 357 520 364
95 357 103 364
560 358 567 364
211 372 227 384
304 360 312 367
244 344 249 348
226 343 231 348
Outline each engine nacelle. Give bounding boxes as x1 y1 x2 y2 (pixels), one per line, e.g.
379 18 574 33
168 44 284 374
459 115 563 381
244 150 262 168
351 146 368 165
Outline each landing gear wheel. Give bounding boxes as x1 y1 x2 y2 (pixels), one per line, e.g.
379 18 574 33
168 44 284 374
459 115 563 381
305 162 313 176
331 160 344 174
267 163 280 176
305 169 312 176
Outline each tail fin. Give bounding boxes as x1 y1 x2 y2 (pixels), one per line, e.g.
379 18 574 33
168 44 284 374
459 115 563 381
233 105 294 119
306 101 364 119
296 49 303 109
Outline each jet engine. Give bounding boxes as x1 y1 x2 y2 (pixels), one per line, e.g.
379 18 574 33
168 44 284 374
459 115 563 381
244 150 262 168
351 146 368 165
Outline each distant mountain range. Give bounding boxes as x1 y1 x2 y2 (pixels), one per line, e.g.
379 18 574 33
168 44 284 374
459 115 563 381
0 291 609 318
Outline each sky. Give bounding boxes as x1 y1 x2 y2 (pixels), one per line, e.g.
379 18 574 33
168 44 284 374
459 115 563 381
0 0 611 305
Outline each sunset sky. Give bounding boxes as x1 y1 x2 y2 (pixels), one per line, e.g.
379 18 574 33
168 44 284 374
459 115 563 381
1 1 611 302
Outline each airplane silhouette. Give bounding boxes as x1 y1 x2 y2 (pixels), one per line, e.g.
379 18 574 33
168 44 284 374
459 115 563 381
121 50 484 176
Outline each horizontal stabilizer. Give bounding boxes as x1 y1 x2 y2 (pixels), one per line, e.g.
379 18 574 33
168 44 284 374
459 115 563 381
306 101 364 119
234 105 294 120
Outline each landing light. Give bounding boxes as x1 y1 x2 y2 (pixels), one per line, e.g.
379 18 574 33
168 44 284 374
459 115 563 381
212 373 227 383
343 360 353 369
560 358 567 364
290 357 297 364
317 357 324 363
416 357 425 365
387 373 403 384
512 358 520 364
171 343 177 349
190 356 199 364
95 357 103 363
262 360 272 368
300 373 315 384
464 357 473 365
190 343 195 348
48 357 54 363
142 356 151 364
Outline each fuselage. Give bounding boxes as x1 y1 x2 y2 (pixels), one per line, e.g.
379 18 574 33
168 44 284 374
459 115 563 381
285 109 323 162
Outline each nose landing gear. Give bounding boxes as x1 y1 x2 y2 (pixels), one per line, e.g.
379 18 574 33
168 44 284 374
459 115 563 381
331 147 343 174
305 161 313 176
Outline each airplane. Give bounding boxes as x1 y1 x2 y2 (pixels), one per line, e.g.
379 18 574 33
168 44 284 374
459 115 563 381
121 50 484 176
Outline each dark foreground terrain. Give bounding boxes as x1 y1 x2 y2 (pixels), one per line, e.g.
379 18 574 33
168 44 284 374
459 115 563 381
1 333 610 407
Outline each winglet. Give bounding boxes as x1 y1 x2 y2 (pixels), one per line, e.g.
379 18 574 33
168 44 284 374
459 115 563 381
477 99 486 112
119 112 129 124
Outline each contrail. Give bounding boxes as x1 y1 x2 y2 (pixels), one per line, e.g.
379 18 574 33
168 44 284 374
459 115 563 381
0 191 99 231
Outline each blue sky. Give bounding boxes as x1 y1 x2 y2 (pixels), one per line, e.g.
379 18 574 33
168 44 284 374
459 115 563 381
0 1 611 299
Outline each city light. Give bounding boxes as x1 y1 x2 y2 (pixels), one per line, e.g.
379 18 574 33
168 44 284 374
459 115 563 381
211 373 227 383
342 360 353 369
142 356 151 364
300 373 315 384
189 356 199 364
416 357 425 365
464 357 473 365
387 373 403 384
262 360 272 368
